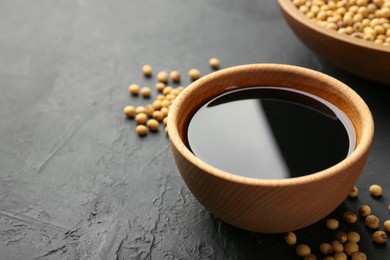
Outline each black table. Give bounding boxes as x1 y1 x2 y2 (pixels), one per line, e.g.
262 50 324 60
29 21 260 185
1 0 389 259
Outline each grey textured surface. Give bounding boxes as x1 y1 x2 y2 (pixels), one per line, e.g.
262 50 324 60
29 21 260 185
0 0 389 259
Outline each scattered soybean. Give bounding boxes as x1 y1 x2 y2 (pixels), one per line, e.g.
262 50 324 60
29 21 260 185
303 254 317 260
170 70 181 83
331 240 344 253
358 204 371 218
372 230 388 243
142 65 153 77
157 71 169 83
347 231 360 243
344 242 359 256
284 231 297 245
129 84 140 96
296 244 311 257
333 252 347 260
343 211 358 223
209 57 220 69
369 184 383 197
146 119 159 131
135 113 148 125
136 125 148 136
188 69 201 81
155 82 165 92
349 185 359 197
335 231 348 244
326 218 340 230
123 106 136 118
141 87 152 98
319 242 333 255
365 214 380 229
384 219 390 232
351 252 367 260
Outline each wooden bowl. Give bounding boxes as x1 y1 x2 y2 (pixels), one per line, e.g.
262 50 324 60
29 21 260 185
167 64 374 233
278 0 390 85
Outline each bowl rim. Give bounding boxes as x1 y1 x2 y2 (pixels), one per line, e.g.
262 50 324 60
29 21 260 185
167 63 374 187
277 0 390 54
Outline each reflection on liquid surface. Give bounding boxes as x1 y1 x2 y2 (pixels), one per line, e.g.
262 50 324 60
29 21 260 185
186 87 355 179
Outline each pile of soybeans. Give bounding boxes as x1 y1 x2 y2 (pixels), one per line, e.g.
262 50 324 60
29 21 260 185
292 0 390 45
123 58 220 136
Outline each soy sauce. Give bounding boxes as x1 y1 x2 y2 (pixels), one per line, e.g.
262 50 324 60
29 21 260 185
185 87 356 179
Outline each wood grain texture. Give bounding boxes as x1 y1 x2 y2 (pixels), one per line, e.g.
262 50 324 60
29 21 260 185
168 64 374 233
278 0 390 85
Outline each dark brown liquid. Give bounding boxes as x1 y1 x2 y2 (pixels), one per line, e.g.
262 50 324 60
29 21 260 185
185 87 355 179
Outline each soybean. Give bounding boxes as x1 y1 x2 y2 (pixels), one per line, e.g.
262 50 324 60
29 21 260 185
343 211 358 223
170 70 181 83
319 242 333 255
135 113 148 125
331 240 344 252
142 65 152 77
384 219 390 232
171 88 182 95
358 204 371 217
165 93 176 101
323 257 336 260
303 254 317 260
188 69 201 81
156 94 165 101
296 244 311 257
334 252 347 260
284 231 297 245
160 107 169 117
141 87 152 98
347 231 360 243
136 125 148 136
335 231 348 243
123 106 136 118
153 100 163 110
162 86 173 95
155 82 165 92
349 185 359 197
372 230 388 243
209 57 220 69
135 106 146 114
153 111 165 121
129 84 140 96
326 218 339 230
157 71 169 83
351 252 367 260
146 119 159 131
161 99 171 108
344 242 359 256
369 184 383 197
145 105 155 117
365 214 380 229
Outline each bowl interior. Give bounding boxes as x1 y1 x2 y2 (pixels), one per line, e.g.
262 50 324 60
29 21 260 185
168 64 374 184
